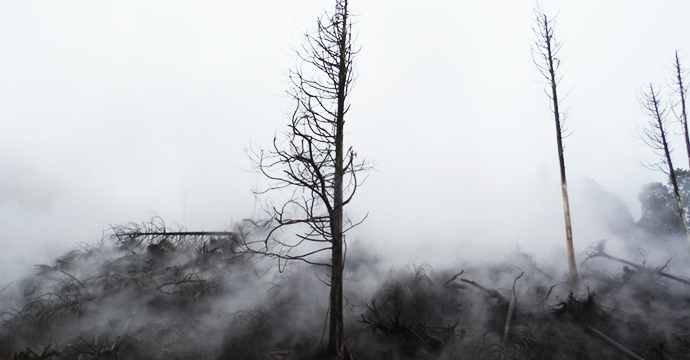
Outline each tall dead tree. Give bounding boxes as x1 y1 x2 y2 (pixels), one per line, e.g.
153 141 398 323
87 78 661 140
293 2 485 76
639 84 690 244
671 51 690 170
532 8 578 283
246 1 364 359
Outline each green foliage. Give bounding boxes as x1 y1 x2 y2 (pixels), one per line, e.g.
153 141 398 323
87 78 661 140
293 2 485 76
636 169 690 236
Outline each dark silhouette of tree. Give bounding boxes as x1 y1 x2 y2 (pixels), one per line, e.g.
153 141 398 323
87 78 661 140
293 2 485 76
671 51 690 170
637 182 685 236
636 169 690 237
531 7 578 283
678 168 690 203
245 1 365 358
638 84 690 244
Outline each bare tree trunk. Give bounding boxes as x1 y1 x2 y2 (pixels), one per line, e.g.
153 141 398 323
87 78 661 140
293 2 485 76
641 85 690 244
668 165 690 244
329 220 344 360
533 10 578 283
674 51 690 170
673 52 690 244
552 79 578 284
246 0 362 358
329 222 344 360
328 2 348 358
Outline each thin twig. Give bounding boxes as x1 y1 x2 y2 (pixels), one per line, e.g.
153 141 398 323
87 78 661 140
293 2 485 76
0 282 12 294
442 271 464 288
61 271 90 297
542 285 557 304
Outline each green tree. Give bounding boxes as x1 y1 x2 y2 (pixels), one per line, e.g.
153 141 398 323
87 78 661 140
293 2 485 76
637 182 685 236
637 169 690 237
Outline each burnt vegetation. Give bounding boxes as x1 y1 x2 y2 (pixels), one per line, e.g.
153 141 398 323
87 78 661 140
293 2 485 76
3 220 690 359
5 3 690 360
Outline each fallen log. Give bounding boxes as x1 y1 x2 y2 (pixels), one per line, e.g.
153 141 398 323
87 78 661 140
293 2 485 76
460 279 509 304
501 272 524 350
584 240 690 286
587 326 645 360
499 272 524 360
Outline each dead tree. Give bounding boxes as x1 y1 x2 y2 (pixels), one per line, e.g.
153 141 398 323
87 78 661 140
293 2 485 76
532 8 578 283
246 1 365 358
671 51 690 170
584 240 690 286
638 84 690 244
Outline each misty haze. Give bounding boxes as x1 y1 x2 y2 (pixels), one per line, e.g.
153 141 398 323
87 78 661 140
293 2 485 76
2 1 690 359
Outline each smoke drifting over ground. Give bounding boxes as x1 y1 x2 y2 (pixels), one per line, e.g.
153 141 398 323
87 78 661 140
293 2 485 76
3 1 690 359
3 207 690 359
1 0 688 287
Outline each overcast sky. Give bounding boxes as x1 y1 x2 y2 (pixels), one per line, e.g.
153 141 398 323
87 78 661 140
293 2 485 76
2 1 690 279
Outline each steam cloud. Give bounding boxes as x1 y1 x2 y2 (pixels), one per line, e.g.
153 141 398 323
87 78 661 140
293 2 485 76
3 190 690 360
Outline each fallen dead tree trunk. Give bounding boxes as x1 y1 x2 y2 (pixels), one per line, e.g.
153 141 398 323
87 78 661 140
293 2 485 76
109 216 236 251
500 272 523 360
587 326 645 360
554 292 648 360
463 273 651 360
460 279 509 304
460 274 526 360
584 240 690 286
112 230 236 250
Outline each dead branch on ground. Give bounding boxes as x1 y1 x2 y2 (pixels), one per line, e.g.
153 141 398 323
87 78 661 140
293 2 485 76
500 271 524 359
587 326 645 360
460 279 509 304
584 240 690 286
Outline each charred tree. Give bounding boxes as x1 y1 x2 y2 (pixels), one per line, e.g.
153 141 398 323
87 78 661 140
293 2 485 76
640 84 690 243
672 51 690 170
531 8 578 283
639 84 690 244
246 1 365 359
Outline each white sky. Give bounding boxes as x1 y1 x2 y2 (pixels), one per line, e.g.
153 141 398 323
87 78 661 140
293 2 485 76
1 1 690 279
